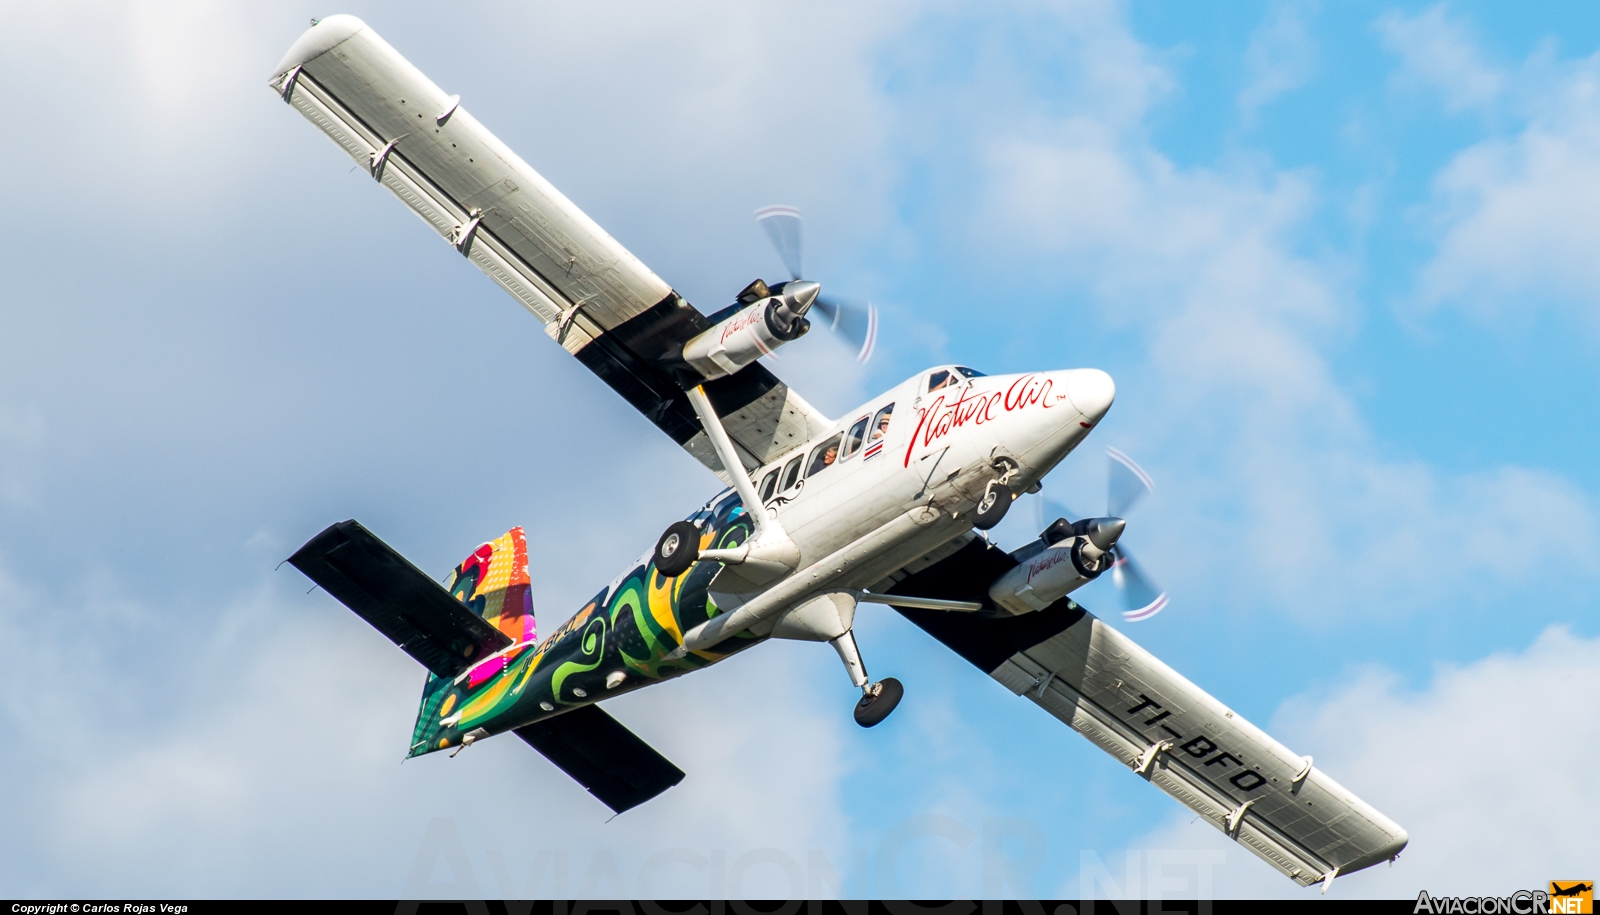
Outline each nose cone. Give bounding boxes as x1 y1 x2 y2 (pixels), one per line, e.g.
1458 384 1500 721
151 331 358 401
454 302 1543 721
1065 369 1115 423
1086 517 1126 551
784 280 821 313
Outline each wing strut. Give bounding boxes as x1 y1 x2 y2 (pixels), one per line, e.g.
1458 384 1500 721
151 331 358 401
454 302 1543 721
685 384 784 543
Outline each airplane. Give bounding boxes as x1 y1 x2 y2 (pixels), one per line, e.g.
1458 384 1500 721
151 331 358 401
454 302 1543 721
271 15 1407 891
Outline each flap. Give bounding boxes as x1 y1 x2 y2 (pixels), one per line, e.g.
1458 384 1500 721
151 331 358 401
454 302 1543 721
289 520 513 678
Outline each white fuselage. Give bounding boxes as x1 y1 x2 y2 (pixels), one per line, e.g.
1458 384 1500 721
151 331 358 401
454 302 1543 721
693 364 1115 623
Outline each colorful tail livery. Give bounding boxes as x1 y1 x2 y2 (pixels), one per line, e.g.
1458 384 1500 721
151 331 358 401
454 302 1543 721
448 527 536 681
289 520 684 814
409 528 536 755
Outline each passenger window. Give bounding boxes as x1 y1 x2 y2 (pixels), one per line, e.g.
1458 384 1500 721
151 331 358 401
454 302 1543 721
760 469 779 502
927 369 954 392
806 434 844 477
842 417 869 459
868 403 894 442
780 455 803 492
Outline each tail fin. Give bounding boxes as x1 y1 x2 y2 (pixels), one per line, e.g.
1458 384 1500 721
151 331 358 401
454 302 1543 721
409 526 534 756
447 526 536 652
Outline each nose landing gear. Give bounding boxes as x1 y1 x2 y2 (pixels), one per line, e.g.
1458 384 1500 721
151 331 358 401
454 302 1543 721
973 461 1021 531
830 630 903 727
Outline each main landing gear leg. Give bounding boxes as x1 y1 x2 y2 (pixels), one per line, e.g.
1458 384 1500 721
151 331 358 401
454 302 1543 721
830 630 903 728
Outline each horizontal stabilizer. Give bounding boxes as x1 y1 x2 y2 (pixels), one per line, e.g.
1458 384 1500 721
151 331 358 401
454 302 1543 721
289 520 513 678
515 705 685 814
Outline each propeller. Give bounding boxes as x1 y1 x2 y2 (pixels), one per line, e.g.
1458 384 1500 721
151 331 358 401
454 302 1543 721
1035 447 1168 622
1104 447 1167 622
754 205 878 364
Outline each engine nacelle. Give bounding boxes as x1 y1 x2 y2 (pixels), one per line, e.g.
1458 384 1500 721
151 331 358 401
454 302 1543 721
683 281 819 380
988 518 1121 615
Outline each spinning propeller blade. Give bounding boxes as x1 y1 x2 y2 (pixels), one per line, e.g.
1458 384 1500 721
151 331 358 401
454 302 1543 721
1103 447 1167 621
813 296 878 364
1103 447 1166 622
754 205 877 364
754 205 803 280
1107 446 1154 518
1111 546 1167 622
1035 446 1168 622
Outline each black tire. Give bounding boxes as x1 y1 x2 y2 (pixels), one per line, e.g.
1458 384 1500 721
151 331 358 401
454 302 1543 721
654 520 701 577
853 677 904 728
972 480 1013 530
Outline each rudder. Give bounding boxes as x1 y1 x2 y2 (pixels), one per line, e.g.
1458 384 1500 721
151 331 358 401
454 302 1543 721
409 526 536 756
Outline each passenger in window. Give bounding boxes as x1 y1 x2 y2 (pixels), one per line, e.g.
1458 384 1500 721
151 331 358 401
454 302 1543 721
869 404 894 442
806 434 843 477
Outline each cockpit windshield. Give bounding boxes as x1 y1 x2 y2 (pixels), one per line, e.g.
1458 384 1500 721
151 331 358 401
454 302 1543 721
929 366 985 392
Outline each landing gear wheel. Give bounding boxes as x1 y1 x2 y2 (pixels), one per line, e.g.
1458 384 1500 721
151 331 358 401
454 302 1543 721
972 480 1013 530
853 677 904 728
653 520 701 577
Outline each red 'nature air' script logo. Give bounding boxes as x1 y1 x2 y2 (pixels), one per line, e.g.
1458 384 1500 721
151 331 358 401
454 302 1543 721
719 306 764 343
1026 546 1073 583
903 373 1071 466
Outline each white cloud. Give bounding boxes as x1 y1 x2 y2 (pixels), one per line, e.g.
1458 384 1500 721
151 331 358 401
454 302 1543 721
1376 4 1503 113
1238 2 1318 124
1110 625 1600 897
1416 57 1600 321
960 70 1598 622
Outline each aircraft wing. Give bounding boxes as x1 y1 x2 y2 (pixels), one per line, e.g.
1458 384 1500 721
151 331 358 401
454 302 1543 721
883 540 1408 889
268 16 832 479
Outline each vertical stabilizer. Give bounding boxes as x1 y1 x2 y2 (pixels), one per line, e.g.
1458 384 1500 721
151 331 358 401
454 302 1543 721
409 527 534 756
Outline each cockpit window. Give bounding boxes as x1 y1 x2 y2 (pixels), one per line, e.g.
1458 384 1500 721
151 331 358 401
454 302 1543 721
806 434 844 478
954 366 986 378
927 369 955 392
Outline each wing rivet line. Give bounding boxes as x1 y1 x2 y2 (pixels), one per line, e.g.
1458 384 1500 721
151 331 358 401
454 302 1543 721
1225 798 1257 838
1320 866 1340 895
278 65 302 104
1134 739 1172 777
1291 755 1314 793
369 135 405 182
436 94 461 126
454 209 484 256
1034 670 1057 698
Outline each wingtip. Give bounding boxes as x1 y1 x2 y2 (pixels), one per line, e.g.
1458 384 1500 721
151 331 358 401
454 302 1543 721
269 13 367 81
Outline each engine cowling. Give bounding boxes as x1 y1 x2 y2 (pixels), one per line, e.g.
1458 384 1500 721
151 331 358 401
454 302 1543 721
988 518 1123 615
682 281 819 380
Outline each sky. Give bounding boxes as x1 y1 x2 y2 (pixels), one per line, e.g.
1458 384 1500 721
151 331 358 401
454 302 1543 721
1 0 1597 900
